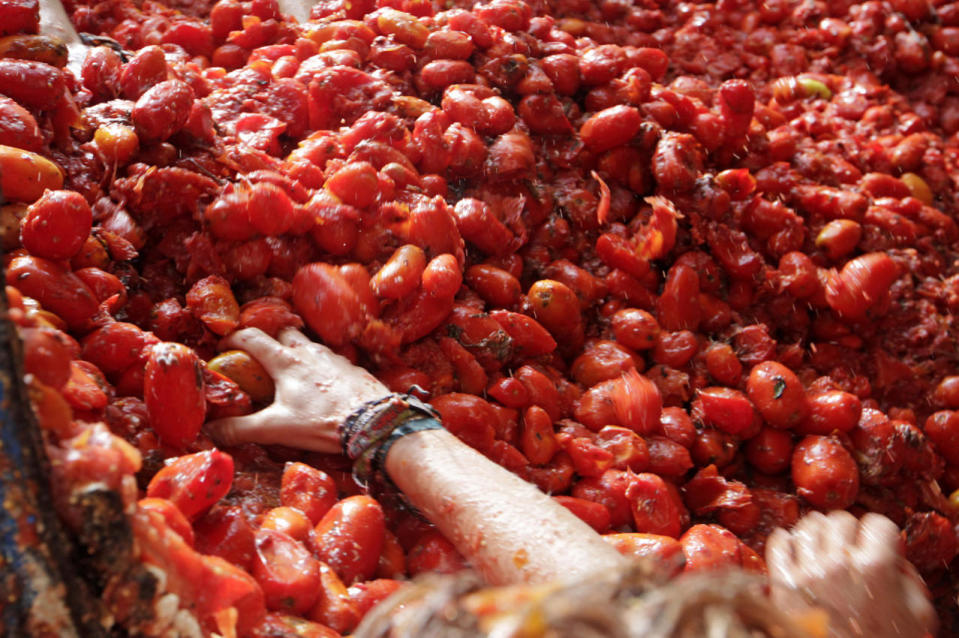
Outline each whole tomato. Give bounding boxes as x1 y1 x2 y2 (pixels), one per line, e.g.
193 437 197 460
146 449 235 521
791 435 859 509
20 190 92 260
144 342 206 449
251 528 322 614
292 263 366 347
311 495 385 584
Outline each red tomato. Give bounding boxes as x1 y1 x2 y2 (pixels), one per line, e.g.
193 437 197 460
252 528 322 614
138 497 195 546
20 190 92 260
696 387 756 435
791 435 859 509
348 579 404 616
260 506 313 543
553 495 611 532
6 256 99 332
680 524 743 572
746 361 809 430
799 390 862 435
146 450 234 521
144 342 206 448
603 532 684 573
307 562 360 634
312 495 385 584
194 503 257 570
372 244 427 300
280 462 338 525
21 326 73 390
81 322 149 376
292 262 366 347
406 530 468 576
625 473 683 538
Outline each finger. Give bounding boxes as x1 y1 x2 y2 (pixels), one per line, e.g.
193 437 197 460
221 327 299 374
765 527 800 589
854 513 901 565
278 327 314 348
792 511 830 573
205 409 277 447
825 509 859 547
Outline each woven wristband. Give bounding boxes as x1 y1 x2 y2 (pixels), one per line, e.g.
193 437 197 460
340 393 443 496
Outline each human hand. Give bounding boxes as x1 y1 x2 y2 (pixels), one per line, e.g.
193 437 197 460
205 328 390 453
766 510 936 638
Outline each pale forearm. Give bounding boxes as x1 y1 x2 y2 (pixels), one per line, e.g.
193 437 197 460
385 428 627 586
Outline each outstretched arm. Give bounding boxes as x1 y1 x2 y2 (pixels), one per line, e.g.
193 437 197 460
206 328 626 586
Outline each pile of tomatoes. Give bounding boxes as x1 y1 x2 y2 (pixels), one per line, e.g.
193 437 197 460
3 0 959 633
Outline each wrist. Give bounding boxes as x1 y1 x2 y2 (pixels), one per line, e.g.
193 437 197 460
339 393 444 507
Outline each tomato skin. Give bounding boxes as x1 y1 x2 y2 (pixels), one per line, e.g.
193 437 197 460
579 105 642 152
574 379 619 431
526 278 584 348
406 530 468 575
348 579 404 616
247 182 295 236
611 308 660 351
553 495 611 532
280 462 338 525
696 387 756 435
452 198 517 257
799 390 862 435
21 326 73 390
198 554 268 634
372 244 426 300
307 561 361 634
292 262 366 347
604 532 684 573
489 310 556 357
570 340 640 388
252 528 322 614
466 264 521 308
146 450 235 521
132 79 195 142
646 435 694 478
81 322 149 377
791 435 859 509
312 495 385 585
6 256 99 332
679 524 743 572
144 342 207 449
138 497 195 546
325 161 379 208
239 298 304 337
261 506 313 543
746 361 809 430
924 411 959 466
194 503 257 570
626 473 683 538
208 350 275 404
656 263 701 332
251 613 340 638
186 275 241 337
431 392 498 452
20 190 92 260
824 252 899 320
745 427 793 475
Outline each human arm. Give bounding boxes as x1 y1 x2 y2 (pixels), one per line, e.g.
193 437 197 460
206 327 627 585
385 428 625 585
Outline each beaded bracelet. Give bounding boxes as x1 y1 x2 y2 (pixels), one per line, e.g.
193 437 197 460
340 392 443 505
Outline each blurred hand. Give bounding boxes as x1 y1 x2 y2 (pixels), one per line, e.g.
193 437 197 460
205 328 389 453
767 510 936 638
